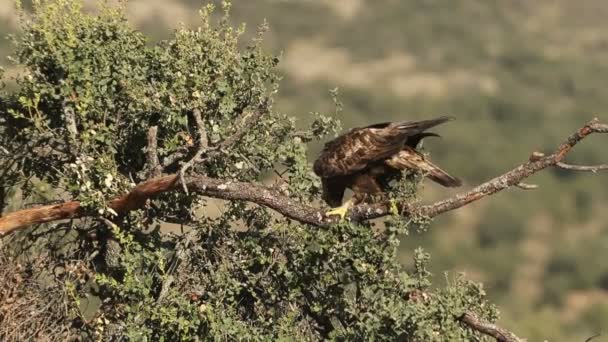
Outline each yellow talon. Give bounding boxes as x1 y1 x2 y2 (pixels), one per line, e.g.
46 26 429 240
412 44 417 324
389 199 400 216
325 199 353 221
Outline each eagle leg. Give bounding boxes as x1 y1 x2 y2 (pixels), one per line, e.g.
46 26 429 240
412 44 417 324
325 198 354 221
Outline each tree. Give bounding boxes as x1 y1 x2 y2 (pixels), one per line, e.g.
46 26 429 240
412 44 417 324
1 1 606 340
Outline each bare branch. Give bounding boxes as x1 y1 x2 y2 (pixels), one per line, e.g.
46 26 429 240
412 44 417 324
161 149 188 170
146 126 162 178
406 289 525 341
585 333 602 342
179 109 209 193
157 231 194 303
556 162 608 173
515 182 538 190
162 104 268 172
1 119 607 236
63 102 78 140
590 121 608 133
62 101 79 157
460 312 525 342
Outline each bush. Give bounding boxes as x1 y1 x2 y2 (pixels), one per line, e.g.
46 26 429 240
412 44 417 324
0 1 498 340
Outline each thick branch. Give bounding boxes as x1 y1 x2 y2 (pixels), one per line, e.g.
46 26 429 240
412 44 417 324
1 119 607 236
460 312 525 342
0 175 179 236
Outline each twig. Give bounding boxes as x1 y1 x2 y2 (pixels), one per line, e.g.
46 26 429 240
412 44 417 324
178 109 209 194
157 231 194 303
156 275 174 304
161 149 188 170
63 101 79 157
146 126 162 178
585 333 601 342
460 312 525 342
556 162 608 173
1 118 607 236
63 102 78 140
515 182 538 190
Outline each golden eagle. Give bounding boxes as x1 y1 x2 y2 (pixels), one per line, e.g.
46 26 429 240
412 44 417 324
313 116 461 219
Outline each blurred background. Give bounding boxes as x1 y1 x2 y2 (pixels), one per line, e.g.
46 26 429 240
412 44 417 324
2 1 608 340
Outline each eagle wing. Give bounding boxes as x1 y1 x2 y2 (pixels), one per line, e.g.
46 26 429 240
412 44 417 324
384 146 461 187
313 116 453 178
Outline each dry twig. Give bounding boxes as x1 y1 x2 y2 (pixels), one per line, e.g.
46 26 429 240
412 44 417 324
584 333 602 342
556 162 608 173
178 109 209 193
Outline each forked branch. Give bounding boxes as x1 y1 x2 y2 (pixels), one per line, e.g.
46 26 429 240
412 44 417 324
0 118 607 236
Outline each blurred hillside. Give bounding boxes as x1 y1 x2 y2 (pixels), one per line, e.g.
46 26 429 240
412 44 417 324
2 1 608 340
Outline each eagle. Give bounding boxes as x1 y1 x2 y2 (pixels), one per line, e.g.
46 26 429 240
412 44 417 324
313 116 461 219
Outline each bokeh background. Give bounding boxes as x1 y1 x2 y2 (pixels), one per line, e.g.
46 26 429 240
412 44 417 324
2 1 608 340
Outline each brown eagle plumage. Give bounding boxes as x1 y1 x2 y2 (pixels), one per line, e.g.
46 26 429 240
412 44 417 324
313 116 461 216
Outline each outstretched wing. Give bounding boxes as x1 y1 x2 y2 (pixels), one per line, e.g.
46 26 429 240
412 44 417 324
313 116 453 178
385 146 462 187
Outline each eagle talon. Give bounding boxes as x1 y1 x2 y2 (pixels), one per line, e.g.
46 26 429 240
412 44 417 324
389 199 400 216
325 199 353 221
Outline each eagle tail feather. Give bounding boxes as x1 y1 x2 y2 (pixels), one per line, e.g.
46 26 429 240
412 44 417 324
386 149 462 188
424 160 462 187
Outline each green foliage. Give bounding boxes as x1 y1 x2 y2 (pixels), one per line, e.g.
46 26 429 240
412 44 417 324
0 1 500 340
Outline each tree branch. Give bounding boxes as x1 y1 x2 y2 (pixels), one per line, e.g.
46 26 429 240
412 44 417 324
407 289 524 341
62 101 79 157
179 109 209 193
460 312 525 342
515 182 538 190
146 126 162 179
162 104 268 173
556 162 608 173
1 119 607 236
62 101 78 140
585 333 602 342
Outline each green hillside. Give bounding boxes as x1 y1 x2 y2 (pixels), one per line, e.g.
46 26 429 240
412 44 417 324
2 1 608 340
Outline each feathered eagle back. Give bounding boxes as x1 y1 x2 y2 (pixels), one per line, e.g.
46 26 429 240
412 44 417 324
313 116 454 178
313 116 461 207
